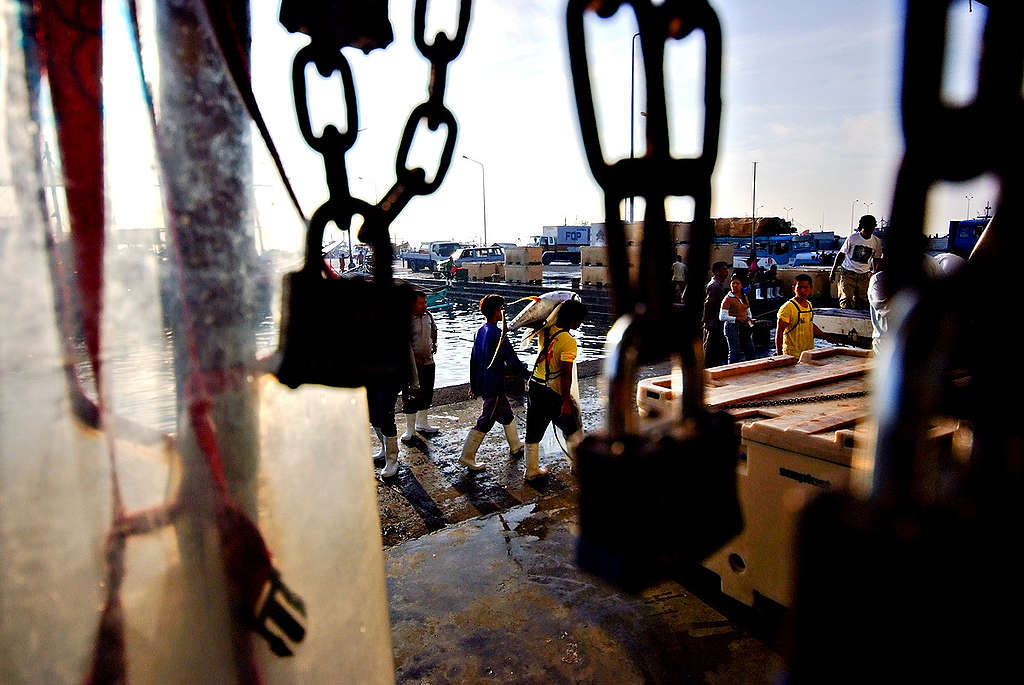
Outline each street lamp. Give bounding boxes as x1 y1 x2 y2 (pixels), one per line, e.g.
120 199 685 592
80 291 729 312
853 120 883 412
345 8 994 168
751 161 758 255
864 201 874 218
850 199 860 232
354 176 380 269
463 155 487 246
965 194 974 219
629 31 641 223
783 206 793 222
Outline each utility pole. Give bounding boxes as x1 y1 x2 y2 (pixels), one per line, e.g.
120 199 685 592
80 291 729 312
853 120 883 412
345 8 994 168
462 155 487 246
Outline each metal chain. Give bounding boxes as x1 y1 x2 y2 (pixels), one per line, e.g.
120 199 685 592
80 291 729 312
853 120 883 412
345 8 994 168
716 390 868 411
568 0 723 428
286 0 472 283
874 0 1023 499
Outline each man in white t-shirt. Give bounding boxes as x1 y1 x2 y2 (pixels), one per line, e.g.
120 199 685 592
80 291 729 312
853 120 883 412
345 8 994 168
830 214 883 309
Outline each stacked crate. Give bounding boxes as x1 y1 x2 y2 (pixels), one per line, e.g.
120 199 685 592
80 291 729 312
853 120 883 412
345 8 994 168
464 262 505 281
581 246 610 286
581 222 710 286
673 243 735 271
775 267 833 300
504 247 543 284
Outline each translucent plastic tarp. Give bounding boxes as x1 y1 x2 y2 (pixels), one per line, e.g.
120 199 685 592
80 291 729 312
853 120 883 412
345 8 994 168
0 5 393 682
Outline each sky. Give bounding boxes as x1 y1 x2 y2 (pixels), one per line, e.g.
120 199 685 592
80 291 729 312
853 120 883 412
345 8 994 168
98 0 1000 251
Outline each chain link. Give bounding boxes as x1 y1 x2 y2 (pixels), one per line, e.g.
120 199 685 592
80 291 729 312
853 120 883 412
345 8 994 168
568 0 723 425
286 0 473 283
716 391 869 411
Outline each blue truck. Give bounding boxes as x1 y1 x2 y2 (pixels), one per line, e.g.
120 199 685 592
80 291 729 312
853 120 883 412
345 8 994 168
399 240 462 272
530 225 592 265
946 218 988 257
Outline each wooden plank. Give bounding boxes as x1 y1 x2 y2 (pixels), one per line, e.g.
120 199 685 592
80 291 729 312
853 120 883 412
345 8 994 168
787 407 868 435
706 359 870 408
743 422 856 467
799 346 872 362
705 355 797 381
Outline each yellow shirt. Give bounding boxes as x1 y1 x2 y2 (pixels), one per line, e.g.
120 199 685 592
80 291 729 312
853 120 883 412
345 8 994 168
532 327 577 395
777 298 814 357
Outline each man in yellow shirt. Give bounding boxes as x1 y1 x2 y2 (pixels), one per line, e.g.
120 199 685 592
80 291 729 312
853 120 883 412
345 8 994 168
775 273 836 357
524 299 587 480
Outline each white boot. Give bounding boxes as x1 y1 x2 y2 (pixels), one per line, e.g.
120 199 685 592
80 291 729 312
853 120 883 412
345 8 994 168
415 410 440 435
503 422 524 458
524 443 548 480
380 436 400 478
564 430 584 473
401 413 420 444
459 429 486 471
372 428 385 461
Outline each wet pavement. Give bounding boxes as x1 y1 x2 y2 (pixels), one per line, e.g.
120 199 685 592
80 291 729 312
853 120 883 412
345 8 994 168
375 367 787 683
373 370 603 548
386 500 784 684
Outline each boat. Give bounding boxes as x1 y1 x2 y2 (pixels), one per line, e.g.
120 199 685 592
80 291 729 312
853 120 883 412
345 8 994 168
422 283 454 312
813 307 872 347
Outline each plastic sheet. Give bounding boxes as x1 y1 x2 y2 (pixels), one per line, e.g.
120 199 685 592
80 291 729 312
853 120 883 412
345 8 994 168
1 7 393 681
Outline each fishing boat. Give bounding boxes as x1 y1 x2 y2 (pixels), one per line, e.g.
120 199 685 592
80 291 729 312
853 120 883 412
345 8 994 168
422 283 454 312
813 307 873 347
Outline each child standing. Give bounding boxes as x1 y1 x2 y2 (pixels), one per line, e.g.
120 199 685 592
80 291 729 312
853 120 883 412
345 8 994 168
720 274 756 363
775 273 836 358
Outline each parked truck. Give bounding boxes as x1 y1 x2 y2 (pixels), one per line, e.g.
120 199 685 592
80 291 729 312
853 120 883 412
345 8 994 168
946 218 988 257
398 240 462 272
529 225 591 265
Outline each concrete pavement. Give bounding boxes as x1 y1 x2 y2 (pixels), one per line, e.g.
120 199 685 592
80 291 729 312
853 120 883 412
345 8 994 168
374 365 787 683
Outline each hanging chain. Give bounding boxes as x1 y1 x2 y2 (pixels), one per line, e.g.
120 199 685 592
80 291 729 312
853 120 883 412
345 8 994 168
568 0 723 428
716 390 869 411
285 0 472 283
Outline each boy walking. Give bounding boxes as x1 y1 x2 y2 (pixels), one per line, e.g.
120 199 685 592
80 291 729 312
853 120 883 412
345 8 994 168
524 299 587 479
460 295 530 471
775 273 837 358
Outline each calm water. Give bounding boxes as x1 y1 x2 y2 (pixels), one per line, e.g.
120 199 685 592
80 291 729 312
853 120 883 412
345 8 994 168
77 304 609 434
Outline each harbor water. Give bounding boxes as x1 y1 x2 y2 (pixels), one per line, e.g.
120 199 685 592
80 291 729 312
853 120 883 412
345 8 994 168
74 301 611 434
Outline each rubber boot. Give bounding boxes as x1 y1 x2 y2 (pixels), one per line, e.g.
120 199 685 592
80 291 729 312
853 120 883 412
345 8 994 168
564 430 584 473
459 429 486 471
380 436 400 478
524 443 548 480
372 428 385 462
400 413 420 444
415 410 440 435
503 422 524 458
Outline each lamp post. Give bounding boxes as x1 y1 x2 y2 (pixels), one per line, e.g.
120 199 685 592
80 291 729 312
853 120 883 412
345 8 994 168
850 199 860 232
783 206 793 222
864 200 874 219
463 155 487 246
354 176 379 268
629 31 641 223
750 161 758 263
965 194 974 219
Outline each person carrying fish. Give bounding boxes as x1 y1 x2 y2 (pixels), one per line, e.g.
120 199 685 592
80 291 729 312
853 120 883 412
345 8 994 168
523 298 588 479
459 294 531 471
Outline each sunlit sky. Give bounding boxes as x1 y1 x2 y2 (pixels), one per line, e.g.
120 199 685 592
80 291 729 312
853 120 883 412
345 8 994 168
99 0 999 251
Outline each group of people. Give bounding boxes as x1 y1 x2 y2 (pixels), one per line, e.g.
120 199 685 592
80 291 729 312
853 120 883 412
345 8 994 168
701 261 761 366
370 290 587 481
